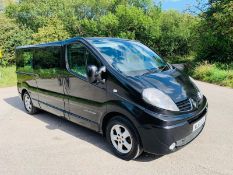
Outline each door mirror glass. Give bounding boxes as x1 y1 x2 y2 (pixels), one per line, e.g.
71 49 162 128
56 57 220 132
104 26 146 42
87 65 98 83
86 65 106 84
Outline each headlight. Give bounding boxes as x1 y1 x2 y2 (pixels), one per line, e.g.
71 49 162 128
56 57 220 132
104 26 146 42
189 76 203 99
142 88 179 111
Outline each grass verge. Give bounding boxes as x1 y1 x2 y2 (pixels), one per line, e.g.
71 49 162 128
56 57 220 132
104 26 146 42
191 62 233 88
0 66 17 88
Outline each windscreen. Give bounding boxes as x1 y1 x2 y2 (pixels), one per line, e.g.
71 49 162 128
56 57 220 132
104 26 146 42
87 38 168 76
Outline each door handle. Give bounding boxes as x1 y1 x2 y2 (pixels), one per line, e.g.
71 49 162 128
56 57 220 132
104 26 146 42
58 77 63 86
65 77 70 88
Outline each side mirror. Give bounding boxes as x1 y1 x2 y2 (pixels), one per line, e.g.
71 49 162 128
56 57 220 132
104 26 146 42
87 65 98 83
86 65 106 84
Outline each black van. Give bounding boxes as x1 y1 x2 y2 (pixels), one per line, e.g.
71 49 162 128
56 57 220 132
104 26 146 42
16 37 208 160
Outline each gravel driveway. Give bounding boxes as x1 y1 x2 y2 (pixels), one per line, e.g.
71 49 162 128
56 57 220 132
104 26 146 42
0 81 233 175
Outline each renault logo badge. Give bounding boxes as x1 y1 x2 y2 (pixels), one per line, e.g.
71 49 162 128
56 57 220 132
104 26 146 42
190 98 197 109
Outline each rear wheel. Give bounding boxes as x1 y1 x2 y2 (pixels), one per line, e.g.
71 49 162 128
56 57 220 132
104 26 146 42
106 116 142 160
23 91 38 114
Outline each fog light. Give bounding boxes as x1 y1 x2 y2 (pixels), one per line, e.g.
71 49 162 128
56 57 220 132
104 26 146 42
169 143 176 150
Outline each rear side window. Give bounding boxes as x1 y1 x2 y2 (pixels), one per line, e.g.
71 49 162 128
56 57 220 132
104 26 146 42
67 42 100 78
16 49 33 72
33 46 61 69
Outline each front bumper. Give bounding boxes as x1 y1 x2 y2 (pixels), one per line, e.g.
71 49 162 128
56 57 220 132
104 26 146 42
137 96 208 155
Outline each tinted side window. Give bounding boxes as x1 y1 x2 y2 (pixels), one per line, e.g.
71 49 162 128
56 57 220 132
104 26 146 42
34 47 61 69
67 43 100 78
16 49 33 72
16 49 24 70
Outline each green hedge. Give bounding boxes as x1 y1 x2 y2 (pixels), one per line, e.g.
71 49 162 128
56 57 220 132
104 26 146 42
0 66 16 88
192 63 233 88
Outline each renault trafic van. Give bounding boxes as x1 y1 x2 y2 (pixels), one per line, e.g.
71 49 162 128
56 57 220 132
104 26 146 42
16 37 208 160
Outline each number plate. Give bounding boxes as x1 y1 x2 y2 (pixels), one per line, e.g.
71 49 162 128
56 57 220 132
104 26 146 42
193 116 206 132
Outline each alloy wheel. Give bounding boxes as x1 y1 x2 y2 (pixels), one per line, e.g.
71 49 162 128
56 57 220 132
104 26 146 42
110 124 133 154
24 93 32 112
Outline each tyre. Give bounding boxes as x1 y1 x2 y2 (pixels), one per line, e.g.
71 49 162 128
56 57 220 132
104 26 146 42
106 116 143 160
23 91 38 114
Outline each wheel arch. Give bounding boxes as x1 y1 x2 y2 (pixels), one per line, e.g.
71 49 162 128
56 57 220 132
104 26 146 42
101 110 144 152
101 111 142 144
101 112 123 136
21 89 28 100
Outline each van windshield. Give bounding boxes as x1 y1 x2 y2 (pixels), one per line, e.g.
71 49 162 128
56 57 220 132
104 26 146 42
87 38 168 76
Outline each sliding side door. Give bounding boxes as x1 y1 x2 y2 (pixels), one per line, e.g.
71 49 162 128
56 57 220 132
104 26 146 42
33 46 65 117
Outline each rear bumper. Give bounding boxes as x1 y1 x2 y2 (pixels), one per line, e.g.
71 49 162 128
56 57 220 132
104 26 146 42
137 97 208 155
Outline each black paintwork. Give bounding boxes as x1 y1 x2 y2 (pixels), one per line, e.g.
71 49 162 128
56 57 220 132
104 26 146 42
16 37 208 155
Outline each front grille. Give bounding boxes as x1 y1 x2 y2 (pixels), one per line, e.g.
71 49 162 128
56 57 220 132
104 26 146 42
176 98 192 112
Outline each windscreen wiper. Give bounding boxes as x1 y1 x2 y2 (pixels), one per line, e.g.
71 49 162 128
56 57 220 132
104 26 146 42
141 68 159 76
159 64 170 72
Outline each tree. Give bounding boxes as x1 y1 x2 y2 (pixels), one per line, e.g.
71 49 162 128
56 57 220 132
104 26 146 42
32 18 70 43
0 14 32 66
196 0 233 63
157 10 198 57
2 0 200 65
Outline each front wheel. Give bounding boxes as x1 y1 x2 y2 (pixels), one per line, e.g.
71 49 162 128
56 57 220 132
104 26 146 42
106 116 142 160
23 91 38 114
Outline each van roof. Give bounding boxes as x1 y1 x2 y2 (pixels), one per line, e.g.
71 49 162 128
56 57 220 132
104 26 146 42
16 37 82 49
16 37 132 49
